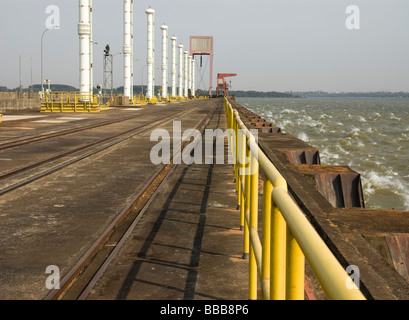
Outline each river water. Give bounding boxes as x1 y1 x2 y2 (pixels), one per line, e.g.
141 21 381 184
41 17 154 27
237 97 409 211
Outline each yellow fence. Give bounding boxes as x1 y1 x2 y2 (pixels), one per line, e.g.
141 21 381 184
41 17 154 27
41 91 101 112
224 97 366 300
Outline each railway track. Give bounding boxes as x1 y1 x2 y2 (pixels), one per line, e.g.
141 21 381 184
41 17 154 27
0 106 198 196
0 107 172 151
43 100 221 300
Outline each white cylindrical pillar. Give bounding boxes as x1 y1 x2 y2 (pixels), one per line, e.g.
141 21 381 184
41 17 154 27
78 0 91 98
183 51 188 97
146 7 155 99
89 0 93 96
170 36 177 97
178 44 183 97
130 0 134 97
191 58 195 97
188 55 192 97
160 24 168 100
123 0 132 98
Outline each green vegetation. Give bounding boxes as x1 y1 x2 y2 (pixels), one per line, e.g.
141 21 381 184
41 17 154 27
288 91 409 98
1 84 408 98
227 90 299 98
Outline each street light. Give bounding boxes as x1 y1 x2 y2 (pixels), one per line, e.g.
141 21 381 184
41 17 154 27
41 26 59 96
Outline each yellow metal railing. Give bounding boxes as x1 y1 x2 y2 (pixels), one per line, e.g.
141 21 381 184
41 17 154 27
224 97 366 300
130 94 148 106
41 91 101 112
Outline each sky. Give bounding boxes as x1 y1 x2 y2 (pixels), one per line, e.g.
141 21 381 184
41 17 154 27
1 0 409 92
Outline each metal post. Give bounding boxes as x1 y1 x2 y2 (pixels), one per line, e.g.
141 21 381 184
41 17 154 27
262 176 273 299
270 200 287 299
41 28 48 95
286 230 305 300
243 143 251 261
249 146 259 300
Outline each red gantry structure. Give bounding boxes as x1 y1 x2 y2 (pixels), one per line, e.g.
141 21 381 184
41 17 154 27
216 73 237 97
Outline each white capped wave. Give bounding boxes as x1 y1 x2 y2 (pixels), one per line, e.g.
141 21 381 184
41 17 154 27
298 132 309 142
281 108 297 114
362 171 409 209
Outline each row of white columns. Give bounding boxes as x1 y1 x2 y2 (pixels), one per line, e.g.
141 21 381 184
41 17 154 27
78 2 195 101
146 8 196 100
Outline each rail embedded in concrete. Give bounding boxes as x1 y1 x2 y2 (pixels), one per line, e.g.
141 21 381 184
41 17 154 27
40 90 210 113
224 97 366 300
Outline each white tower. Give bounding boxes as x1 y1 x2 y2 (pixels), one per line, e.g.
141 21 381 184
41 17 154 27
78 0 91 99
188 55 192 97
123 0 133 99
160 24 168 100
191 58 195 98
178 44 184 97
146 7 155 99
170 36 177 97
183 50 188 97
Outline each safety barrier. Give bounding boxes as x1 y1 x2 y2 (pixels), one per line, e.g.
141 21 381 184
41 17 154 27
131 94 148 106
40 91 101 112
224 97 366 300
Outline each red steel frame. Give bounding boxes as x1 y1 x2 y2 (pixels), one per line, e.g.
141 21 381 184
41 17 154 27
190 36 213 96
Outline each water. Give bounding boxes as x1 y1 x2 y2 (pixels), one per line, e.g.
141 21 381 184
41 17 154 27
237 97 409 211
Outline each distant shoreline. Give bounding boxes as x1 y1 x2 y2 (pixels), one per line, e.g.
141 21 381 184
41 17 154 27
1 85 408 99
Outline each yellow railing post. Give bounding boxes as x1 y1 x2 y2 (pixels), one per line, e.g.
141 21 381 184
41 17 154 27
286 229 305 300
243 146 250 260
249 151 259 300
270 201 287 299
262 175 272 299
238 127 246 231
234 118 241 210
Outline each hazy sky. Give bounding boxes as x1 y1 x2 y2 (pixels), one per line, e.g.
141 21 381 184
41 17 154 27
1 0 408 92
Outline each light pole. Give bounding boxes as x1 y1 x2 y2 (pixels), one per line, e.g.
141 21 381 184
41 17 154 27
41 26 58 96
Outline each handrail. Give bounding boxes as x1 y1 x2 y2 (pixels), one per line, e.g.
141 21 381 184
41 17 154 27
224 97 366 300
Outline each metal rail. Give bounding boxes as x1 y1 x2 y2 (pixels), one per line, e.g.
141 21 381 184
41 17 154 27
0 109 165 150
44 102 219 300
0 107 199 196
225 97 366 300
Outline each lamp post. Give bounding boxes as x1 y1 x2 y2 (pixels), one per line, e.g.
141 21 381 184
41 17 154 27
41 26 58 96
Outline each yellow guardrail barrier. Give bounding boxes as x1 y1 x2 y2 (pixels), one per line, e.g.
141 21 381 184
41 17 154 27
224 97 366 300
40 91 103 112
131 94 148 106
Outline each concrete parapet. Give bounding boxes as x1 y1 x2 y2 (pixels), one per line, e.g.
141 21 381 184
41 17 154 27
0 97 41 112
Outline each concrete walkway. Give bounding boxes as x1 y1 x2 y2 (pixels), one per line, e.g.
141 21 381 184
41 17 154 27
87 100 249 300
